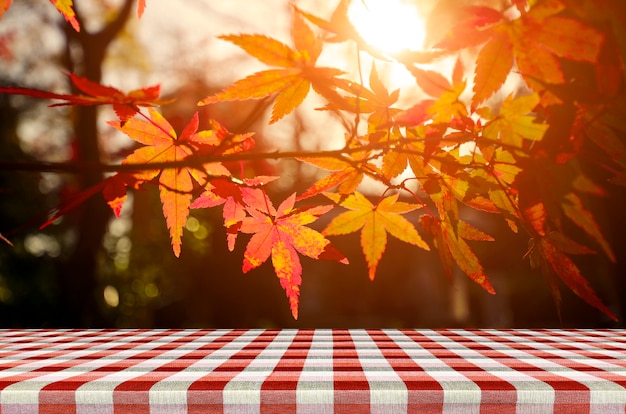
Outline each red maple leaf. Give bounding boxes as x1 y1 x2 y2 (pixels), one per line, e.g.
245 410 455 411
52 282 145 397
239 191 348 319
0 73 167 123
191 176 278 251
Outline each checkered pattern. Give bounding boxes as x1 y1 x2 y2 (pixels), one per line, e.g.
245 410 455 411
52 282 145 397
0 329 624 413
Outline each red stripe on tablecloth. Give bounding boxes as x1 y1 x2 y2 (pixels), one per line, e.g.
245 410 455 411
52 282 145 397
0 330 154 371
466 330 626 387
0 329 624 414
0 330 164 414
0 330 122 368
187 330 280 413
446 329 594 413
0 331 158 386
259 330 314 413
523 329 626 349
38 331 194 414
496 329 626 355
404 330 519 413
372 329 444 413
333 329 370 413
109 330 243 414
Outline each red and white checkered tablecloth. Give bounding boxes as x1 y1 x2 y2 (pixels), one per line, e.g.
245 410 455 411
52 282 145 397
0 329 623 413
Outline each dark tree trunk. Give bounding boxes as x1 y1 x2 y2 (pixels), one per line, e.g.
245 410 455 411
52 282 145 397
57 0 134 327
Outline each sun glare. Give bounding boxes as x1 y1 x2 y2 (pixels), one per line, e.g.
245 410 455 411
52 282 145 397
348 0 426 54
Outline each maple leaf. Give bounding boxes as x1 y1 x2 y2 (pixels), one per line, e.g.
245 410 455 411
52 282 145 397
511 1 603 98
408 66 452 98
323 192 429 280
381 142 411 180
434 6 502 51
109 109 232 257
530 235 617 322
0 0 11 19
0 233 12 247
297 157 363 200
137 0 146 18
40 180 109 230
319 64 401 133
293 0 388 60
472 29 514 109
191 176 278 251
296 135 377 200
239 192 348 319
394 100 436 127
37 172 141 230
432 6 509 107
418 178 497 294
102 173 140 218
420 215 496 294
481 93 548 148
561 193 616 263
420 58 468 124
294 0 354 43
199 10 343 123
0 73 167 123
50 0 79 32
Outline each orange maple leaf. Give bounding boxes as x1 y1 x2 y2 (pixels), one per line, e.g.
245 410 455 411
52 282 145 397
319 64 402 134
109 109 232 257
198 10 343 123
0 0 12 19
239 191 348 319
472 28 513 109
297 135 377 200
323 192 429 280
137 0 146 18
50 0 79 31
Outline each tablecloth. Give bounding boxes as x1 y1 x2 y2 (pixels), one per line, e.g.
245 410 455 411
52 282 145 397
0 329 623 413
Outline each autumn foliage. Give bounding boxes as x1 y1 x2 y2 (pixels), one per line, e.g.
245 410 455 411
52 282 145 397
1 0 625 321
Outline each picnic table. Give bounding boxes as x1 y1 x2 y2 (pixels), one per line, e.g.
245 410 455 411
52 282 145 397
0 329 624 413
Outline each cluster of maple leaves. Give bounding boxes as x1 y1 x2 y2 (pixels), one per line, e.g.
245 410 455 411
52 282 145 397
1 0 624 321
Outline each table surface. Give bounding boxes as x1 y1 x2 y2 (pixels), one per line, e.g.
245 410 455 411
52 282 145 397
0 329 624 413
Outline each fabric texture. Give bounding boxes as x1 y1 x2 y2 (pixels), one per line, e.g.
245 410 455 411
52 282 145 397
0 329 623 413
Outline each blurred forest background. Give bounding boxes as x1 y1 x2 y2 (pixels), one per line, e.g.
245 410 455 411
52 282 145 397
0 0 624 328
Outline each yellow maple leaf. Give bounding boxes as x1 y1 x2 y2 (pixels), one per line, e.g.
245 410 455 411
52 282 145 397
323 192 429 280
482 93 548 147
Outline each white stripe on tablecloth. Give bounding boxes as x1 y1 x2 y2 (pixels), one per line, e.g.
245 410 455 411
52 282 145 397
352 329 408 413
0 329 167 407
508 329 626 362
428 329 557 413
222 329 297 412
296 329 334 414
73 329 207 411
455 329 626 413
0 329 136 364
147 329 262 412
385 329 482 414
